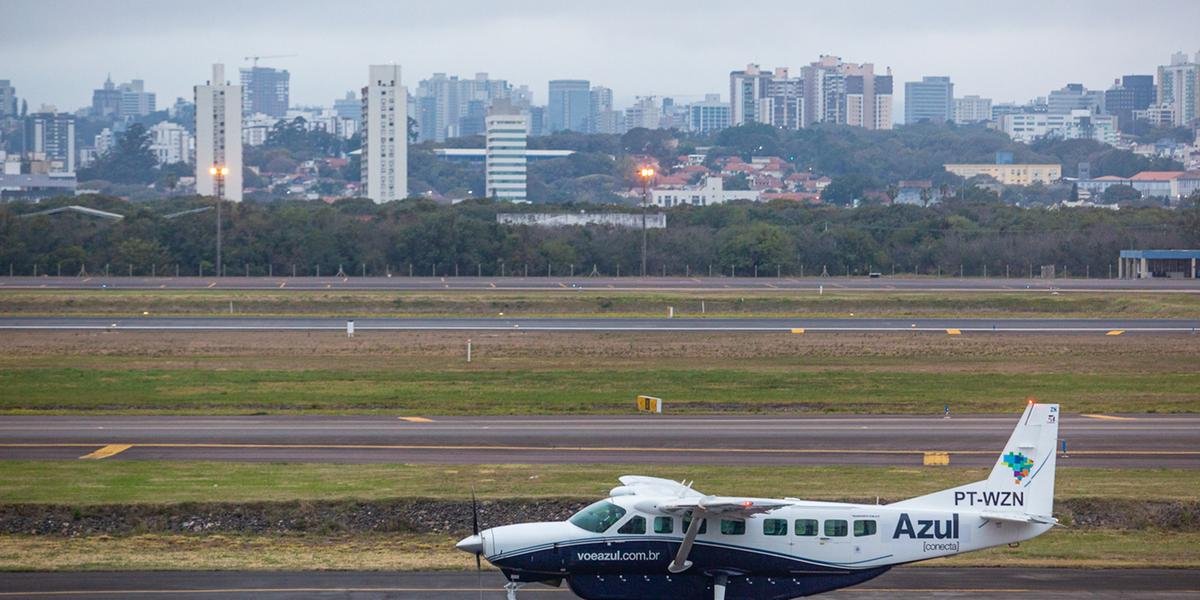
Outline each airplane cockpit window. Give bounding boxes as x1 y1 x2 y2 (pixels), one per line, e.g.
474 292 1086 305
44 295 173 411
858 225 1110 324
653 516 674 534
569 501 628 533
617 515 646 534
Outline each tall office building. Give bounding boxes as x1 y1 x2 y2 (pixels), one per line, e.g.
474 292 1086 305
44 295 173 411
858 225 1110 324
485 110 529 202
1047 84 1104 114
194 63 243 201
588 86 613 133
360 64 408 203
762 67 802 129
625 96 661 130
729 64 773 126
414 72 511 142
953 95 992 124
688 94 731 133
904 76 953 124
91 76 121 117
547 79 590 132
333 91 361 122
240 67 290 118
1157 51 1200 127
801 55 846 127
0 80 16 119
1105 75 1155 131
119 80 156 117
22 111 75 173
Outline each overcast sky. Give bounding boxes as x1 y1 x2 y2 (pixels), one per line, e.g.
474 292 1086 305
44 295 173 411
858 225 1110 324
4 0 1199 115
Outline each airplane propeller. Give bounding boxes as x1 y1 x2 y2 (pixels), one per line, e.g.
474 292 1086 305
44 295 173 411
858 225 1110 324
471 490 482 571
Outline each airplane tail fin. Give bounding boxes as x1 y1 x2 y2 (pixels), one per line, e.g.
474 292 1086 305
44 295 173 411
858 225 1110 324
895 402 1059 517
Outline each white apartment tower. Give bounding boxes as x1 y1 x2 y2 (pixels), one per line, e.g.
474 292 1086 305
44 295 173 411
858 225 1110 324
485 111 529 202
195 64 243 201
361 65 408 202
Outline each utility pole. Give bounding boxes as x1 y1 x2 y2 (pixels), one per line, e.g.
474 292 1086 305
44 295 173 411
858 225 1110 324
210 164 228 277
639 167 655 276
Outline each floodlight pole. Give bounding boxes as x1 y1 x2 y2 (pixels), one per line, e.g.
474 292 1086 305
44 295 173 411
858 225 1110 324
211 163 228 277
639 167 655 277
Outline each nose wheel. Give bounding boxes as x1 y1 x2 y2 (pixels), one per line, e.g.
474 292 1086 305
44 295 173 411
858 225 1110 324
504 581 525 600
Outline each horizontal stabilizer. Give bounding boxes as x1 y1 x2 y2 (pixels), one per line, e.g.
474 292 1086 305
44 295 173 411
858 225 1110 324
979 511 1059 526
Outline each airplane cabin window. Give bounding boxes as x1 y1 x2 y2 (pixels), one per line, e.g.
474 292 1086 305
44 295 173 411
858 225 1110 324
795 519 819 536
568 501 628 533
854 519 877 536
763 518 788 536
653 516 674 534
720 519 746 535
618 515 646 534
682 513 708 534
825 519 849 537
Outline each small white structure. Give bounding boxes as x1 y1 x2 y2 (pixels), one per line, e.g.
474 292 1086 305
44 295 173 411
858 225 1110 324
651 177 761 207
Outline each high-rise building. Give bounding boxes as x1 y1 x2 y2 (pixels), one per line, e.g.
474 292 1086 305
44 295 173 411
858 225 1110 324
588 86 613 133
485 110 528 202
526 106 547 137
904 76 953 124
729 64 773 126
92 76 156 119
845 63 893 130
22 111 75 173
801 55 846 127
0 80 16 119
91 76 121 117
547 80 590 132
240 67 290 118
624 96 662 131
762 68 802 130
414 72 511 142
1047 84 1104 114
1105 75 1155 132
360 64 408 203
195 63 243 201
460 99 488 137
148 121 192 165
953 95 992 124
512 85 534 109
1157 51 1200 127
688 94 731 133
333 91 361 122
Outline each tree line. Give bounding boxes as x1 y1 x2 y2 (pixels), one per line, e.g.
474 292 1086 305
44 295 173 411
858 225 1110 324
3 192 1197 278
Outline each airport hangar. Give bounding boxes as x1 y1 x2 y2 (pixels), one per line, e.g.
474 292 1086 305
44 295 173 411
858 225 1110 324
1118 249 1200 279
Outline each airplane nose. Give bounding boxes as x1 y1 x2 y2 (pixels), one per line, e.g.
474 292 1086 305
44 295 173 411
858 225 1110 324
456 533 483 555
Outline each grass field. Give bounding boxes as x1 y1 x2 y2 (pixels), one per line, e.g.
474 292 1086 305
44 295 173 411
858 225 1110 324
2 529 1197 571
3 289 1200 319
4 461 1199 504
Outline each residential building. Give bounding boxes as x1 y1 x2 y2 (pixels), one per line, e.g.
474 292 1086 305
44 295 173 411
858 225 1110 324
1157 51 1200 126
588 86 613 133
729 64 774 126
845 63 893 130
22 111 75 174
93 128 115 157
893 180 942 206
953 95 992 124
0 80 17 119
526 106 546 137
415 72 512 142
1135 104 1178 128
240 67 290 118
651 176 761 207
1105 75 1155 132
761 68 803 130
460 99 488 137
360 64 408 203
593 109 625 135
905 76 953 124
118 80 155 118
688 94 731 133
194 63 243 201
484 110 529 202
511 85 534 109
547 79 590 132
801 55 845 127
625 96 661 130
1047 83 1104 115
801 56 892 129
943 163 1062 186
333 91 361 122
1001 110 1118 145
148 121 192 165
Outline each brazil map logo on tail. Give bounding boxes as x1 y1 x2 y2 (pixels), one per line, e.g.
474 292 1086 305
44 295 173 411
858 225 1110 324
1002 452 1035 484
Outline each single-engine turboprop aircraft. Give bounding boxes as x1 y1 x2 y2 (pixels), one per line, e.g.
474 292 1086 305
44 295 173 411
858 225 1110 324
457 402 1060 599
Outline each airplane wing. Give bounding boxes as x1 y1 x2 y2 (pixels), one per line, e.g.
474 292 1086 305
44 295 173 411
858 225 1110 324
979 511 1059 526
661 495 793 518
613 475 703 498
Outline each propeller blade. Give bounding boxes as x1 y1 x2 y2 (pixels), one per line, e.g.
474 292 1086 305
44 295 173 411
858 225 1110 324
476 551 482 570
471 490 480 535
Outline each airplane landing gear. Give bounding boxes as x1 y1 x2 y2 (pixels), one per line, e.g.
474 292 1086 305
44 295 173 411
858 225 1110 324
504 581 525 600
713 573 728 600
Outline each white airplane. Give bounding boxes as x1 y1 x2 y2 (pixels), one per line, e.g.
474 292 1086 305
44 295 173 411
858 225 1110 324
457 402 1060 599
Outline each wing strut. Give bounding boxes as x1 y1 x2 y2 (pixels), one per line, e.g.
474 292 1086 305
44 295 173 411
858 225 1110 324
668 510 705 573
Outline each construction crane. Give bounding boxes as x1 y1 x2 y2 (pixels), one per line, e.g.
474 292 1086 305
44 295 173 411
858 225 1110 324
243 54 297 67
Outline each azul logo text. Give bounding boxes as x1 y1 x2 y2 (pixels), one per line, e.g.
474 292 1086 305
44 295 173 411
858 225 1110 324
893 513 960 540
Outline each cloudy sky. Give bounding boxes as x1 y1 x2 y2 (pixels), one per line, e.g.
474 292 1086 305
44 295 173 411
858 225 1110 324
4 0 1198 116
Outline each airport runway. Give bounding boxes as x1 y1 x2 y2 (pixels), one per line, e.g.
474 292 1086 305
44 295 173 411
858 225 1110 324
3 275 1199 292
0 568 1195 599
2 316 1199 333
2 414 1196 468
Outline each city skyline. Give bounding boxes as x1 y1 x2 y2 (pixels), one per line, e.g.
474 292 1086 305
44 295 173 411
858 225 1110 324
3 0 1199 115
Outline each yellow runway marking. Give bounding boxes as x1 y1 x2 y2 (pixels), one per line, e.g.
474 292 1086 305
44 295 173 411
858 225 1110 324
946 328 962 335
1082 414 1138 421
791 328 805 334
206 282 216 288
4 443 1194 457
78 444 133 460
1106 330 1125 336
399 417 434 423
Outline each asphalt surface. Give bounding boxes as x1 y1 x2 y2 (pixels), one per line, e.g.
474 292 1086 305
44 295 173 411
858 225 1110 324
3 316 1199 333
0 569 1195 599
2 414 1195 468
3 275 1199 292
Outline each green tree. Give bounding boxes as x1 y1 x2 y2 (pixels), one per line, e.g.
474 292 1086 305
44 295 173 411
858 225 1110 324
717 222 792 271
1102 184 1141 202
78 124 158 184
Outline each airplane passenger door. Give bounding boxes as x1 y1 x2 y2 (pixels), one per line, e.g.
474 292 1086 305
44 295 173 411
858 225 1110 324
816 517 852 565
